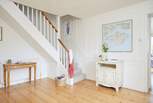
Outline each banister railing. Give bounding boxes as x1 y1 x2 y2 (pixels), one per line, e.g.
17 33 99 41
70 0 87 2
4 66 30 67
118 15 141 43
58 39 69 69
41 12 58 32
58 39 69 52
14 2 69 74
14 2 58 49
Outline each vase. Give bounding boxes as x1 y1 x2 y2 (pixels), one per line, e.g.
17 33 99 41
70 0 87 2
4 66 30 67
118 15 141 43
102 52 108 61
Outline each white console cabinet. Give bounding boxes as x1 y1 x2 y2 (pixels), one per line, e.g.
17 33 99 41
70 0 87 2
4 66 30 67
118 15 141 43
96 60 123 92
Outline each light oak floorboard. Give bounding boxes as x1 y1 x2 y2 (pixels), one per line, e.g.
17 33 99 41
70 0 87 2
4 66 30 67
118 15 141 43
0 78 152 103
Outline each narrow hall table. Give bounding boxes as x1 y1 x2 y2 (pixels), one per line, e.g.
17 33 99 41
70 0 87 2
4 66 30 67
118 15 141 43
3 62 37 88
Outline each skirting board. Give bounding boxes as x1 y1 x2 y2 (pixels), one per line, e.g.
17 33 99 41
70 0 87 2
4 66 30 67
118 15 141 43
85 77 148 93
0 75 47 88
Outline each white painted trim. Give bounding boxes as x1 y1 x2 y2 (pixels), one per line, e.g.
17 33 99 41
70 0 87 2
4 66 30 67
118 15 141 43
147 14 153 92
0 75 47 89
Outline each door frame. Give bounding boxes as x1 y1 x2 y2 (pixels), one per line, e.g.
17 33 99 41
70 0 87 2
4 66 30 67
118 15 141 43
147 13 153 91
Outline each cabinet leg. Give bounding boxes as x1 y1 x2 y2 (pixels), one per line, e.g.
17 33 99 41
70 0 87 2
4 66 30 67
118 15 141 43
7 68 10 88
115 87 119 92
34 64 36 84
96 82 99 87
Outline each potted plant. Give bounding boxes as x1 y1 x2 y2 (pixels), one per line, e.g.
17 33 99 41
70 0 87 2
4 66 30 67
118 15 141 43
101 43 109 61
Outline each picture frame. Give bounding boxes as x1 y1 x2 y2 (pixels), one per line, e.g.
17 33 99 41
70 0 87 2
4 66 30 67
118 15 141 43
0 27 2 41
102 19 133 52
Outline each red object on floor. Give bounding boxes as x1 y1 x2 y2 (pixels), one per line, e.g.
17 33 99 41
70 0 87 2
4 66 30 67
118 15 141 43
68 49 74 78
69 64 74 78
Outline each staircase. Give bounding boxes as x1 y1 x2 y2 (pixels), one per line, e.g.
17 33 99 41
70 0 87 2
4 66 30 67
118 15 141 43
0 0 85 85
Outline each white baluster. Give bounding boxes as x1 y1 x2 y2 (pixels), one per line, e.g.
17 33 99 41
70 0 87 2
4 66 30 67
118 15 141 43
50 26 53 44
45 20 48 39
52 28 55 47
60 46 62 63
55 32 57 49
66 52 68 69
31 8 34 24
36 10 38 29
27 7 30 19
54 29 56 48
46 21 49 40
59 46 61 62
39 11 42 33
63 49 65 67
43 16 46 36
49 25 51 43
48 24 51 42
62 47 64 64
61 47 63 64
23 5 25 14
53 29 55 47
65 52 67 68
54 30 56 48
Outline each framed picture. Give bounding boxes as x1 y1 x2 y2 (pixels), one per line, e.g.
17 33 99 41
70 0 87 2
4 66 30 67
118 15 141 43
63 21 72 36
0 27 2 41
102 19 133 52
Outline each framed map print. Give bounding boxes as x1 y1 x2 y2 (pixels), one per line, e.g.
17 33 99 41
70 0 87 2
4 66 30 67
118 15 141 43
102 20 133 52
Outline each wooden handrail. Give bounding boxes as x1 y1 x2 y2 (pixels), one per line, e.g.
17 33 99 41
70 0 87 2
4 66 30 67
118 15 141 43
58 39 69 52
41 12 58 32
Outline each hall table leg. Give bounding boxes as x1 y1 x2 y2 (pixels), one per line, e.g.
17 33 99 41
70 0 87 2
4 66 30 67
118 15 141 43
34 64 36 83
3 65 6 88
29 67 31 82
7 66 10 88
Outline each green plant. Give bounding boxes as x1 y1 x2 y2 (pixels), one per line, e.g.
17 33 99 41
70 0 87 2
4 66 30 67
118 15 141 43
102 43 109 53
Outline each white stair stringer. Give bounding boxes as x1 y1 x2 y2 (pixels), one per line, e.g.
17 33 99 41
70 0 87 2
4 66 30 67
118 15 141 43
0 0 58 63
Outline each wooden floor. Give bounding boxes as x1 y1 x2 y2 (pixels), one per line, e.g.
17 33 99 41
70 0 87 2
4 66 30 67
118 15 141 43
0 79 153 103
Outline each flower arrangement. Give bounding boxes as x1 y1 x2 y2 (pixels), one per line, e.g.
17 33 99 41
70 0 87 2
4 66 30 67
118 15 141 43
102 43 109 53
99 43 109 61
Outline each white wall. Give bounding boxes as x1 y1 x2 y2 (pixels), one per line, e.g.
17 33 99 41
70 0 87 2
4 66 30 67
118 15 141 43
0 17 51 87
63 1 153 92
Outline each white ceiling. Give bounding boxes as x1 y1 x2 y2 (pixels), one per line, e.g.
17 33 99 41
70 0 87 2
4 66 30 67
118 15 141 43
14 0 145 18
